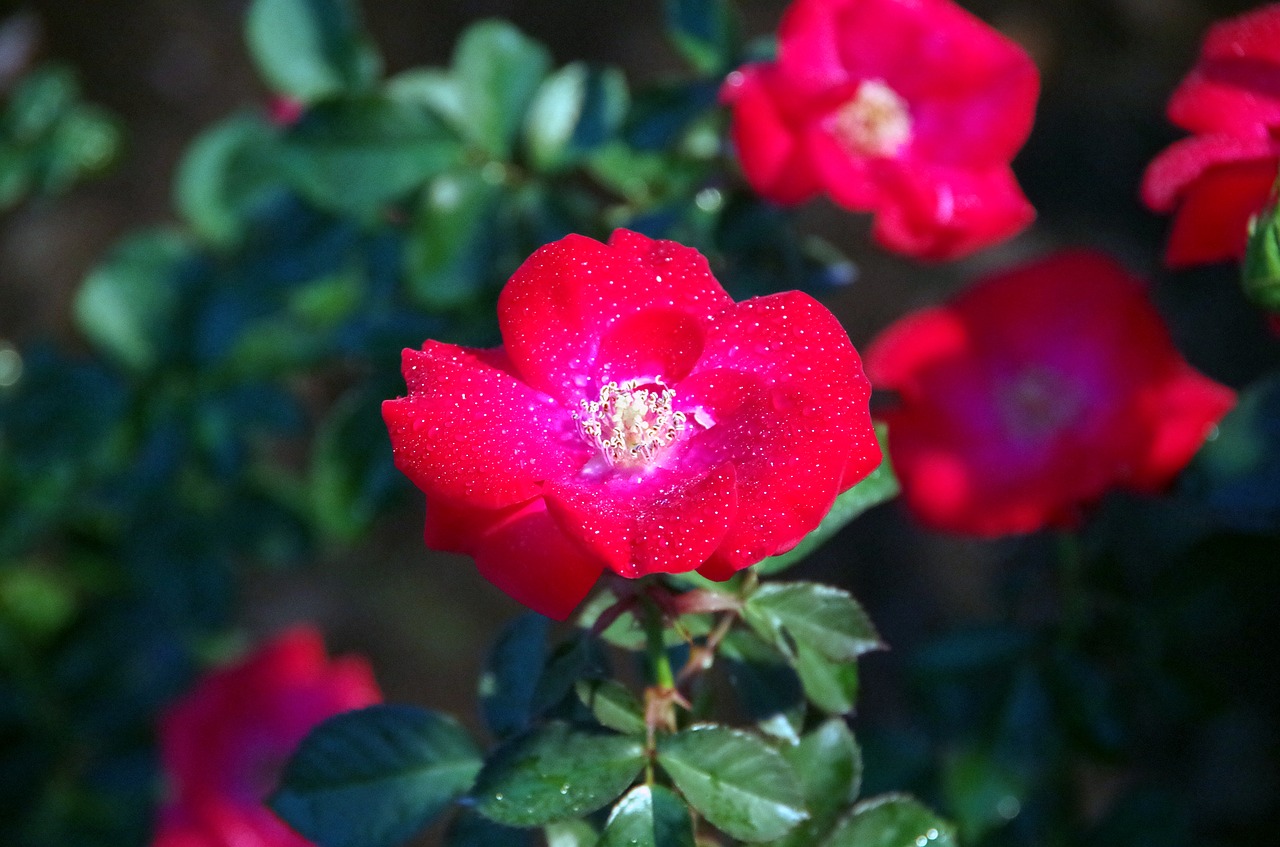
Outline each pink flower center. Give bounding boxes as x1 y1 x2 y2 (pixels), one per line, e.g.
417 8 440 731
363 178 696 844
832 79 912 157
574 378 686 468
999 367 1081 443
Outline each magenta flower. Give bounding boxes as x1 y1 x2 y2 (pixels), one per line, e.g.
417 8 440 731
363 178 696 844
721 0 1039 260
383 229 880 619
865 250 1236 536
1141 4 1280 267
153 627 381 847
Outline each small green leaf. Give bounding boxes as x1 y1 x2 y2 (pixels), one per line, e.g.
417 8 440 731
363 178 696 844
473 722 646 828
245 0 381 100
600 785 695 847
794 639 860 715
756 424 897 575
718 629 804 724
73 229 189 372
451 20 552 158
744 582 883 663
405 167 503 310
279 95 461 219
822 794 957 847
768 720 862 847
480 614 550 739
664 0 741 76
309 385 403 542
575 679 646 736
531 632 608 715
174 114 282 247
657 725 807 842
270 704 483 847
524 63 628 172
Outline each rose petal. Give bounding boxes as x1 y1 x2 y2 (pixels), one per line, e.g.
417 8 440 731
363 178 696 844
1164 157 1278 267
468 498 606 621
722 64 825 205
498 232 733 403
1167 4 1280 134
384 343 585 510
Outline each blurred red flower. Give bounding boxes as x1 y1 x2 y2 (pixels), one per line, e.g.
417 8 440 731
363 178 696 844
721 0 1039 260
1142 4 1280 267
153 627 381 847
866 251 1235 536
383 229 880 619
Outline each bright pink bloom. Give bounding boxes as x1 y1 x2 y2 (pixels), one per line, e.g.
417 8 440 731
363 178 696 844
721 0 1039 260
153 627 381 847
865 251 1235 536
384 229 880 619
1141 5 1280 267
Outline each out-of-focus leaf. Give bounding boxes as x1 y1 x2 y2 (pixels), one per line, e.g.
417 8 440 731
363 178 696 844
664 0 741 75
245 0 381 101
73 229 190 372
768 719 863 847
600 785 694 847
174 114 283 247
309 384 406 542
822 794 957 847
524 63 628 172
473 722 645 828
531 632 609 715
405 168 502 310
940 746 1026 844
479 614 550 739
1181 374 1280 532
656 725 807 842
756 424 897 575
450 20 552 158
279 95 461 219
445 810 536 846
744 583 883 663
270 705 482 847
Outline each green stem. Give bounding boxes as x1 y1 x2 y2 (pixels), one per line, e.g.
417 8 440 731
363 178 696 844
642 595 675 691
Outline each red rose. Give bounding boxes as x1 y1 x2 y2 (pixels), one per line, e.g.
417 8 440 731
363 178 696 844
383 229 880 619
721 0 1039 261
865 250 1235 536
153 627 381 847
1141 4 1280 267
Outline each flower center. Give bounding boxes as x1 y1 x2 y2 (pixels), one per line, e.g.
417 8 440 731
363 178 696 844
832 79 912 157
574 378 686 468
1000 367 1081 442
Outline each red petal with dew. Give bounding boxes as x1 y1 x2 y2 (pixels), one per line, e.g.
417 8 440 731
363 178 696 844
498 232 733 403
383 343 585 511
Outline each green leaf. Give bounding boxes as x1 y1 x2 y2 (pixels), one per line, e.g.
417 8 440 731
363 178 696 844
600 785 695 847
657 725 807 842
940 746 1025 843
718 629 804 725
445 810 535 847
545 818 600 847
664 0 741 75
473 722 646 827
744 582 883 663
480 614 550 739
768 720 862 847
575 679 646 736
269 704 483 847
174 114 282 247
822 794 957 847
531 632 608 715
309 385 402 542
405 167 503 309
73 229 189 372
794 639 860 715
279 95 462 219
451 20 552 158
756 424 898 575
245 0 381 100
524 63 628 173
